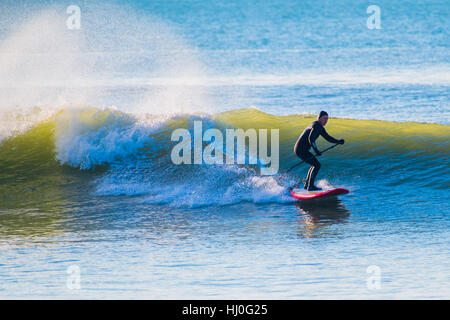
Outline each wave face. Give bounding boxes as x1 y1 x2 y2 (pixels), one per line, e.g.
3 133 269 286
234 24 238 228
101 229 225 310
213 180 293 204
1 107 448 208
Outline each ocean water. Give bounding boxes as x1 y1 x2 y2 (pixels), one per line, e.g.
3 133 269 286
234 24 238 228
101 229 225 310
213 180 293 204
0 0 449 299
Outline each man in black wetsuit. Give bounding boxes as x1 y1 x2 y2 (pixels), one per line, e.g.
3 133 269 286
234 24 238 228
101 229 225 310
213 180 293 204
294 111 344 191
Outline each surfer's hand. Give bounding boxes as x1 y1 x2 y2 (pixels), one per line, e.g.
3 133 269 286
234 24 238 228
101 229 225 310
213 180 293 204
338 139 345 145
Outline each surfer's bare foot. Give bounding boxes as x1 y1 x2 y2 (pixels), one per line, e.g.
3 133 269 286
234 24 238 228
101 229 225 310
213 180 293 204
307 185 322 191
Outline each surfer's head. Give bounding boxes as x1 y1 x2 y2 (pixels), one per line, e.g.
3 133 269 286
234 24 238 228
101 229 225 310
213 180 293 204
318 111 328 126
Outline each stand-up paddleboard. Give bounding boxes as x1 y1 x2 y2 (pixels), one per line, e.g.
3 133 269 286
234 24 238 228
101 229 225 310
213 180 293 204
289 187 349 200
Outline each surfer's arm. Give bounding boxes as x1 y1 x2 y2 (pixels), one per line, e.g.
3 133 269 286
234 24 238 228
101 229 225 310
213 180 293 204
311 142 321 155
320 128 340 144
308 123 322 154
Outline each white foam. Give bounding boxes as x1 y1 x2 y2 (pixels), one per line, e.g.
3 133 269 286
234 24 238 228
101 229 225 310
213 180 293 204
54 107 165 169
317 179 334 190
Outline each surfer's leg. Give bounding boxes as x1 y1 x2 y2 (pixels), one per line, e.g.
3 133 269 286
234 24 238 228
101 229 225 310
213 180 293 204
304 166 314 189
297 150 314 188
305 157 321 190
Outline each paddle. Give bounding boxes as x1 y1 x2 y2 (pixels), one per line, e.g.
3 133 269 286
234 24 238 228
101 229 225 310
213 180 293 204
279 142 341 181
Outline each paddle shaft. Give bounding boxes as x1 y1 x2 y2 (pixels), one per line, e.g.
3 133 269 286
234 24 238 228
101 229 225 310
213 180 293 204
286 143 340 173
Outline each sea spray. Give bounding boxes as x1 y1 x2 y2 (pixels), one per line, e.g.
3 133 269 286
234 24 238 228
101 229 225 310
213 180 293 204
0 2 213 146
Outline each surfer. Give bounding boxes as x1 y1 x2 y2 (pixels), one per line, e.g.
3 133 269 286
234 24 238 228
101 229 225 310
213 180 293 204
294 111 344 191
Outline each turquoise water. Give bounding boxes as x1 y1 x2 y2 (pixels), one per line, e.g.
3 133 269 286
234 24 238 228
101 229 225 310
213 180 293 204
0 0 449 299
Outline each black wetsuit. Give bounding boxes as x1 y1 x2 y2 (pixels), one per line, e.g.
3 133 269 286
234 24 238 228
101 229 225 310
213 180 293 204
294 121 339 188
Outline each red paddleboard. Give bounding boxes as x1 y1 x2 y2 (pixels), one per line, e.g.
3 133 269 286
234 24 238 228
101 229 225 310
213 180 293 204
289 187 349 200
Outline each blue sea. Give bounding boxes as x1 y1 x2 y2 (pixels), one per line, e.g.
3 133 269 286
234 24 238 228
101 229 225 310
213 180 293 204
0 0 449 299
